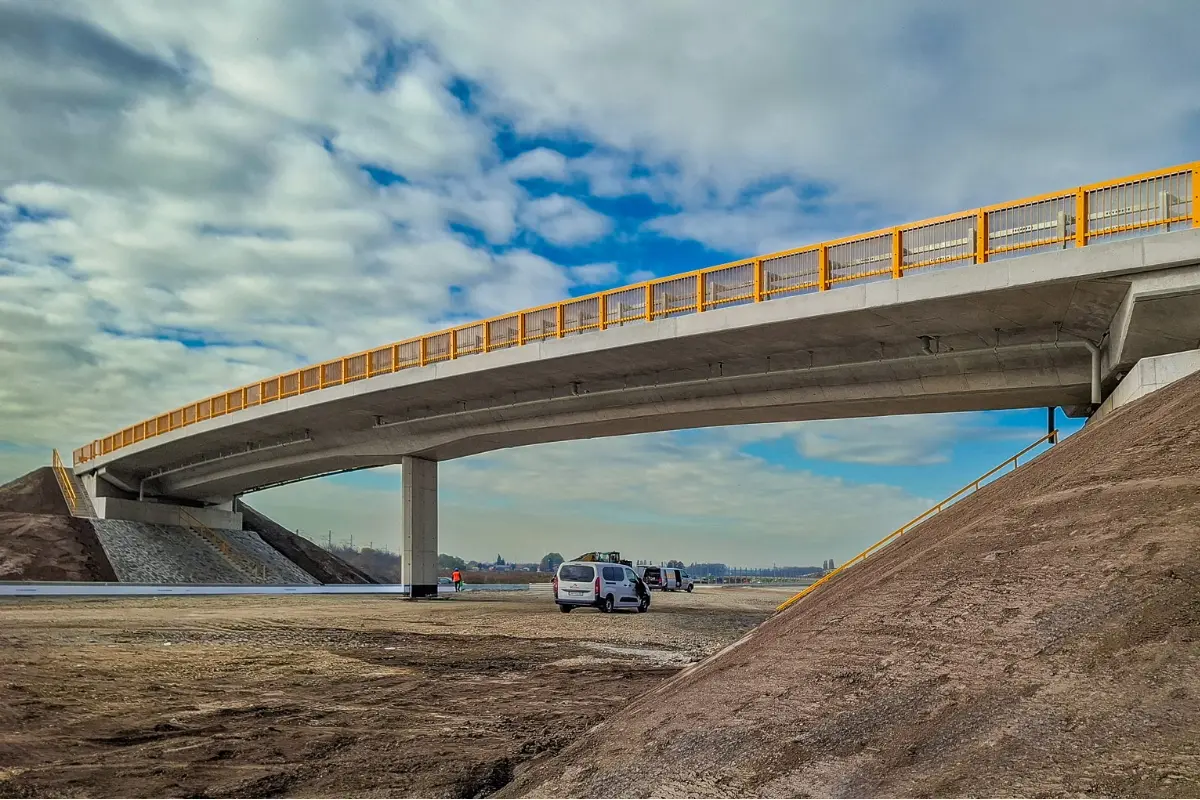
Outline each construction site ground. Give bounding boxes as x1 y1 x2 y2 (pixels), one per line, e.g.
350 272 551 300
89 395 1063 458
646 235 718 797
500 372 1200 799
0 587 777 798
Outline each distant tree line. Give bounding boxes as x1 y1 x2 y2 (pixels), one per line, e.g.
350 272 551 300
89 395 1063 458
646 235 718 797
330 545 402 583
322 540 831 583
326 546 566 583
686 562 828 578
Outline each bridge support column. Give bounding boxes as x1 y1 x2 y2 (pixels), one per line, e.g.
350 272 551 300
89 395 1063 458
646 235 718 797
402 456 438 598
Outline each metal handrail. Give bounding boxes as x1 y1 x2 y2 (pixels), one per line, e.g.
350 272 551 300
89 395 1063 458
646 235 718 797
179 508 267 583
775 429 1059 614
51 449 79 512
74 160 1200 466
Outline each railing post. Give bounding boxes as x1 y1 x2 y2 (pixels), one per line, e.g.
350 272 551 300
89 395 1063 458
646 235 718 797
753 259 763 301
419 337 428 367
818 246 829 291
975 209 989 263
598 294 607 331
696 272 705 312
556 304 564 338
449 329 458 358
1193 163 1200 228
892 227 903 279
518 313 526 346
482 322 491 353
1075 186 1088 248
645 284 653 322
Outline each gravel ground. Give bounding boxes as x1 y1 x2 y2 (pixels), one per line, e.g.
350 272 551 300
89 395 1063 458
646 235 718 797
0 587 777 798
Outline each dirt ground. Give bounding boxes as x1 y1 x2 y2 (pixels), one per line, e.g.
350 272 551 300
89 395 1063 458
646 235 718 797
0 587 777 798
501 373 1200 799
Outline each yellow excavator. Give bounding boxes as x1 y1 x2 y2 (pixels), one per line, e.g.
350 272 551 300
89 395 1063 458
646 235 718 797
573 551 634 567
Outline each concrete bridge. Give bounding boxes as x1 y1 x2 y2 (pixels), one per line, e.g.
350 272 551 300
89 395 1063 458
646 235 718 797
71 162 1200 596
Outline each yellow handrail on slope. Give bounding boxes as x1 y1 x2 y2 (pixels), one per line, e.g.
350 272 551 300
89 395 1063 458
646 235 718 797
51 449 79 512
775 429 1059 614
74 161 1199 466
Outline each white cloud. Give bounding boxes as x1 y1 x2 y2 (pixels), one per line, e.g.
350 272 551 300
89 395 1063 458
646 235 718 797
461 250 574 317
519 194 612 246
504 147 570 181
646 186 864 257
568 262 619 285
720 413 1039 467
0 1 586 453
568 152 660 200
402 0 1200 217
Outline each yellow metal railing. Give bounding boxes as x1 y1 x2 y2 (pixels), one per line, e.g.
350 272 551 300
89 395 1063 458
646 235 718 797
775 429 1060 614
180 509 267 583
73 161 1200 466
51 448 80 514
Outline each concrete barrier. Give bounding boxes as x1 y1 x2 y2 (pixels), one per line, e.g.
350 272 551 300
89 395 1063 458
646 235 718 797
1090 348 1200 423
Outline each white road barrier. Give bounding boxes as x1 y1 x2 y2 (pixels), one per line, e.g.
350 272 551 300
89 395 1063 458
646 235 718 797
0 582 536 597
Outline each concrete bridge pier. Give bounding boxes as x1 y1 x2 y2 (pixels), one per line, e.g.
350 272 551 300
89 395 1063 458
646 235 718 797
402 455 439 598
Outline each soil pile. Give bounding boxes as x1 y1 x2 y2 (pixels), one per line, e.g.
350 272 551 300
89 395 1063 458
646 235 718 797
237 501 376 584
0 470 370 585
502 373 1200 798
0 468 117 582
0 467 69 515
0 514 118 582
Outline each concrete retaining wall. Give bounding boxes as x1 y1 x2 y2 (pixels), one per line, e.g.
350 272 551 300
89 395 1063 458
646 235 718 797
91 495 242 528
1090 348 1200 423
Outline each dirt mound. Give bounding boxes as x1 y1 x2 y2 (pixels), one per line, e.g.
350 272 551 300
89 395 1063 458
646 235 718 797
502 373 1200 798
0 467 69 515
0 513 118 582
236 501 376 584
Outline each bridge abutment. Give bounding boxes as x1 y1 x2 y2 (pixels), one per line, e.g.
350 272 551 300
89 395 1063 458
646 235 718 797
402 455 438 598
81 473 243 528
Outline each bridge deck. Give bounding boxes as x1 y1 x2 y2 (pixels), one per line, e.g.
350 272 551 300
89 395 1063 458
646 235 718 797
71 164 1200 500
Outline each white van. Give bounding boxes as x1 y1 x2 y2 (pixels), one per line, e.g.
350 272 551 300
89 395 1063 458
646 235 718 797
554 561 650 613
636 566 694 592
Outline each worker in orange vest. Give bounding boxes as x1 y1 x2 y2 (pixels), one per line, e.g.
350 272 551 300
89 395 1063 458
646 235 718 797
452 569 463 592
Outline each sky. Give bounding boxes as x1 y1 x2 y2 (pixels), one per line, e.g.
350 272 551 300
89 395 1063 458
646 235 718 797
1 0 1197 567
